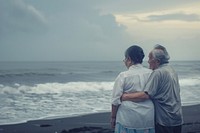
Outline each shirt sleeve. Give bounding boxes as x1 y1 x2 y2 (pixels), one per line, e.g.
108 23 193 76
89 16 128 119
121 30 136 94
144 70 160 99
112 73 124 106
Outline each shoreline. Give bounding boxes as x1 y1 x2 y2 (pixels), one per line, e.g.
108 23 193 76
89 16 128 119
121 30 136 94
0 104 200 133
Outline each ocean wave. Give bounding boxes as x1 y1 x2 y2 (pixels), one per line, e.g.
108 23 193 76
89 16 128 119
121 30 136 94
0 72 56 78
0 80 200 125
0 82 114 95
0 81 113 125
179 77 200 86
0 76 199 95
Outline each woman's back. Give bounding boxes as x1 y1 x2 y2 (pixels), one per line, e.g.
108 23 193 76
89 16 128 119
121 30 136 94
114 64 154 128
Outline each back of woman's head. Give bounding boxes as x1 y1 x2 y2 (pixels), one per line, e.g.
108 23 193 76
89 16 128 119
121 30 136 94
125 45 145 64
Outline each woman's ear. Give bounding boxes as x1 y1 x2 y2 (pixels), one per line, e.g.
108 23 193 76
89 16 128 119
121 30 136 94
127 57 131 62
127 57 134 65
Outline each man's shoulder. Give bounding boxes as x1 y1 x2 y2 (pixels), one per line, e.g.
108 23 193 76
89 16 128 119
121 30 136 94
153 65 175 78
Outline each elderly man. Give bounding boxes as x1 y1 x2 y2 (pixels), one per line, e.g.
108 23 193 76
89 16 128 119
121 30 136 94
122 45 183 133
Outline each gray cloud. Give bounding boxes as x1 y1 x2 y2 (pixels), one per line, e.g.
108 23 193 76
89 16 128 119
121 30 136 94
0 0 47 36
147 13 200 22
95 0 199 14
0 0 131 61
0 0 199 61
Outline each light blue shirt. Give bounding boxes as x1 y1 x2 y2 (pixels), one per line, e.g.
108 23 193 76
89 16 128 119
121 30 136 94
112 64 154 129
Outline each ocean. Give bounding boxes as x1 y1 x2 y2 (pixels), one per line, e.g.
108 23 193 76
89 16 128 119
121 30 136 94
0 61 200 125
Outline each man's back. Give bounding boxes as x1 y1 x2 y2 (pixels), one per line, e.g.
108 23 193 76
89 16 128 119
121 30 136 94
145 63 183 126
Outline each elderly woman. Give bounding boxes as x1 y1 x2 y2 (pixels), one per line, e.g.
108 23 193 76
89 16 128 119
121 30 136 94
111 45 155 133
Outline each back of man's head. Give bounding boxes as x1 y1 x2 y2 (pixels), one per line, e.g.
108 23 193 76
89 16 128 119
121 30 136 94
152 44 170 65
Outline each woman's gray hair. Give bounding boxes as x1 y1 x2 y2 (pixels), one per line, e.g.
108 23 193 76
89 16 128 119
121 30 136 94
151 44 170 64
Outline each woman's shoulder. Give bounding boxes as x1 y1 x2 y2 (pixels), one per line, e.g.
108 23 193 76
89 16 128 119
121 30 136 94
140 66 152 74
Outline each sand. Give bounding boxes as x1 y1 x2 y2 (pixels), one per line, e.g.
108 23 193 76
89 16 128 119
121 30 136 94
0 104 200 133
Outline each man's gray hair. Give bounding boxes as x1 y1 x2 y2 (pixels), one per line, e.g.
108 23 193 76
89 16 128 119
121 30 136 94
151 44 170 64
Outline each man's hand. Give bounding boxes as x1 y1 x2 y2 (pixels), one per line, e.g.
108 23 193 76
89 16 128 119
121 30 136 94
121 93 129 101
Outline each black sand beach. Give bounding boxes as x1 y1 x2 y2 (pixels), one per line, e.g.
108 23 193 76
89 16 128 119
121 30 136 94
0 104 200 133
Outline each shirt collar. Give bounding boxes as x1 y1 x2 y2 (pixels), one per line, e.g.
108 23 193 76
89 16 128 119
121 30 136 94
159 63 169 68
129 64 143 69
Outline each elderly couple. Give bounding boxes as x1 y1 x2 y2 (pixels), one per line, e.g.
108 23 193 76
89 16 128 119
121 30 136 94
111 45 183 133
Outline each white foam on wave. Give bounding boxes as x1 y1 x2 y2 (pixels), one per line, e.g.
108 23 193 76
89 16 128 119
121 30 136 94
0 82 114 125
179 77 200 106
0 82 114 95
0 76 199 95
179 77 200 86
0 80 200 125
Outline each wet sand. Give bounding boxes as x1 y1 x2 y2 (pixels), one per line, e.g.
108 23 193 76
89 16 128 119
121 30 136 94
0 104 200 133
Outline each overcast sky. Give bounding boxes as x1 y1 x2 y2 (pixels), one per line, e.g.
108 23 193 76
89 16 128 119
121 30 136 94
0 0 200 61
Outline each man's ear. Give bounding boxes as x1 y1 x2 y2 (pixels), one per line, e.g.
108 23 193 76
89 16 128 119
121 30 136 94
156 59 160 64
